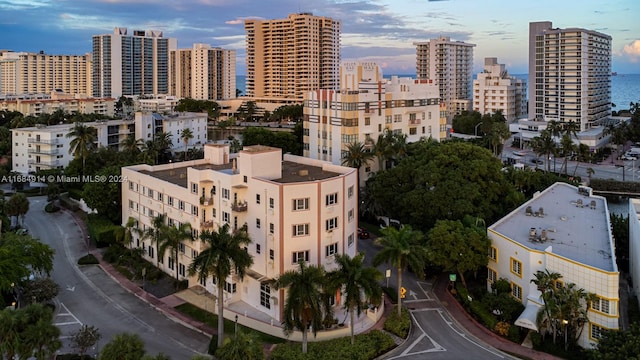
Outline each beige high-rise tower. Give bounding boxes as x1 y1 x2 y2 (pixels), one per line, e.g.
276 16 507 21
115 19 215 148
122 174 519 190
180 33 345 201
170 44 236 100
245 13 341 100
415 37 475 122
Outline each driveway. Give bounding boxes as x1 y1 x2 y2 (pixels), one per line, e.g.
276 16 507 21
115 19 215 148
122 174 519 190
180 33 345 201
25 196 209 359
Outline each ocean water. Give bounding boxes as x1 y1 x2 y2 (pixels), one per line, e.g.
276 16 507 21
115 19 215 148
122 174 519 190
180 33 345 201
236 74 640 110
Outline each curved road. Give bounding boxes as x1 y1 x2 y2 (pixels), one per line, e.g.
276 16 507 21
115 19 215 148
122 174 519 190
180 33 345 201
25 196 209 359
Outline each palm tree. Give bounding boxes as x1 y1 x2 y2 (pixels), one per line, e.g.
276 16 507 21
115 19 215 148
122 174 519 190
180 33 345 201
180 128 194 160
154 131 173 164
272 261 326 354
116 217 141 250
372 131 392 172
530 129 555 172
140 140 159 165
558 133 576 175
188 223 253 348
373 225 427 316
122 133 143 154
328 253 382 345
158 222 193 287
341 141 374 187
531 269 562 343
66 122 97 174
142 214 167 267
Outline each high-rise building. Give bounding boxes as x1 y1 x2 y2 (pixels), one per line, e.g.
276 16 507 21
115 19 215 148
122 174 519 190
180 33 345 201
170 43 236 100
414 37 475 122
92 27 177 98
0 51 92 96
304 61 445 184
528 21 611 131
245 13 341 101
473 57 527 122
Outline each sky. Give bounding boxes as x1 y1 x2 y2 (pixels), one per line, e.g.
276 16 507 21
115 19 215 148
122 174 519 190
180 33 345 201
0 0 638 75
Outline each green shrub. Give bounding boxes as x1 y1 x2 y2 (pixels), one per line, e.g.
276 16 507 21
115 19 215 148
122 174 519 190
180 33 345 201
44 202 60 213
381 286 398 304
383 306 410 338
103 245 125 263
455 282 471 307
78 253 99 265
87 214 120 248
269 330 395 360
530 331 542 347
469 300 497 330
68 187 84 200
208 335 218 355
507 324 521 342
115 265 134 280
58 193 80 211
176 279 189 291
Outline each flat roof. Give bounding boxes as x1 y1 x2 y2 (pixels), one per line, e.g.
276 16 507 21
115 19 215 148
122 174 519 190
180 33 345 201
274 161 341 183
139 162 233 188
490 182 616 272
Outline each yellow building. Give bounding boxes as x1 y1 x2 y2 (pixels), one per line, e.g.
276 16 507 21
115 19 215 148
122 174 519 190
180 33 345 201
244 13 340 100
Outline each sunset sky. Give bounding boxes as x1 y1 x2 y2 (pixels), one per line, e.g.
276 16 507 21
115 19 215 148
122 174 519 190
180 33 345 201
1 0 638 75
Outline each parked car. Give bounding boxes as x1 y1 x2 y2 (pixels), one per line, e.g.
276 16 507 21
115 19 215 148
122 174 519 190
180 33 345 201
530 158 544 165
621 155 637 161
357 228 370 239
15 228 28 235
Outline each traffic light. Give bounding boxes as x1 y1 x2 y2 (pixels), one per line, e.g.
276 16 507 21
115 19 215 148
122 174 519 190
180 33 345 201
400 287 407 299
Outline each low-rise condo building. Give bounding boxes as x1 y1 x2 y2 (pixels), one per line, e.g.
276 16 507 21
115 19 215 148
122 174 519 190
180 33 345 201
488 183 618 349
121 144 358 324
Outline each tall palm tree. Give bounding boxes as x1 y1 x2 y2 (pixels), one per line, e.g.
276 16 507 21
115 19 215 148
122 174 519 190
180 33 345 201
122 133 143 154
140 140 159 165
142 214 167 267
373 225 427 316
66 122 97 174
188 223 253 348
116 217 142 256
272 261 326 354
328 253 382 345
341 141 374 187
154 131 173 164
572 143 591 177
530 129 555 173
372 131 392 172
158 222 193 287
180 128 194 160
558 133 576 175
531 269 562 343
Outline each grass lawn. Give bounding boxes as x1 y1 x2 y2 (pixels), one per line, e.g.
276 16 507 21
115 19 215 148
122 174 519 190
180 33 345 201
175 303 286 344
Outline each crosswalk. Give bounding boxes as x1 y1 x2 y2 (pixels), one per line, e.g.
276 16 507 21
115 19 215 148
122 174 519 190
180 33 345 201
54 302 84 353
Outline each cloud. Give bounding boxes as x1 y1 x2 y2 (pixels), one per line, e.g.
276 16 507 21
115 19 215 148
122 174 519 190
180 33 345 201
225 16 263 25
0 0 52 10
622 39 640 62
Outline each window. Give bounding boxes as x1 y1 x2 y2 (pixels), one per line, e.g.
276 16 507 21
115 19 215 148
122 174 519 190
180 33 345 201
191 183 198 193
590 324 605 341
148 246 154 259
256 244 261 254
511 283 522 301
191 205 198 216
168 196 174 206
510 258 522 277
269 198 274 209
129 200 134 209
148 189 154 198
243 175 248 183
168 256 175 270
487 268 497 283
269 249 274 260
224 282 237 293
256 218 261 229
348 209 354 222
129 182 134 190
326 217 338 231
192 249 199 258
326 193 338 206
292 251 309 264
179 243 186 253
256 194 261 204
348 186 354 198
347 233 354 247
269 223 274 234
178 200 185 211
326 243 338 257
260 283 271 309
489 246 498 262
592 297 612 315
178 263 185 277
222 212 230 223
157 193 163 202
222 188 230 199
211 186 216 195
293 198 309 211
293 224 309 236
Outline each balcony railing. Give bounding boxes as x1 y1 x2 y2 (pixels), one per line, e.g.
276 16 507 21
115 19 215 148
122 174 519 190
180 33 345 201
200 220 214 230
231 201 248 212
28 148 59 155
199 197 214 206
28 138 59 145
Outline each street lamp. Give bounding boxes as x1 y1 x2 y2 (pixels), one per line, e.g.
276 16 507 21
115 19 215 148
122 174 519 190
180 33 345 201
474 122 484 137
562 319 569 351
235 314 238 337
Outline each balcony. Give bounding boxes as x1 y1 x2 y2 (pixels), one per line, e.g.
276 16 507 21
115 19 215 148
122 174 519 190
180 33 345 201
28 138 59 145
200 220 214 230
199 197 214 206
28 159 59 167
231 201 248 212
28 148 59 155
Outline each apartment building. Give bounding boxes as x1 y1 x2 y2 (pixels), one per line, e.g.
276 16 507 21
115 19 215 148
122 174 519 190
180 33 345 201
170 44 236 101
121 144 358 323
528 21 611 132
245 13 341 101
630 198 640 310
0 91 114 117
414 37 475 122
12 111 207 174
473 58 527 122
488 183 618 349
0 50 92 96
134 94 179 113
92 27 177 98
304 61 445 183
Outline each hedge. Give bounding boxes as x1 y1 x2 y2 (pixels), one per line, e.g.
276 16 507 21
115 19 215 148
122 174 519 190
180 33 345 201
269 330 395 360
58 193 80 212
383 306 410 338
87 214 120 248
77 253 99 265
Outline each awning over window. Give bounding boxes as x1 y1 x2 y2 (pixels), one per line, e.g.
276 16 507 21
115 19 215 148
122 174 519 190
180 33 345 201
515 301 542 331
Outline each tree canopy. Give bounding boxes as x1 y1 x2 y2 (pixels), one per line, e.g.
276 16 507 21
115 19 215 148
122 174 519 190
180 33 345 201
242 126 301 155
366 140 523 232
0 233 55 292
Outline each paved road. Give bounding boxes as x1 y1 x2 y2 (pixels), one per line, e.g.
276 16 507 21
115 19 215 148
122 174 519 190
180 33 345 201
357 237 512 360
25 196 209 359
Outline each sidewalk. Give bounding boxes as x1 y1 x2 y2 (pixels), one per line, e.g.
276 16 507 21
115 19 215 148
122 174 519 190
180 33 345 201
432 274 564 360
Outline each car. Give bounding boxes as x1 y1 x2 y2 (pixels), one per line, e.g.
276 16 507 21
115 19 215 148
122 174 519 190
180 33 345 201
15 228 28 235
530 158 544 165
357 228 370 239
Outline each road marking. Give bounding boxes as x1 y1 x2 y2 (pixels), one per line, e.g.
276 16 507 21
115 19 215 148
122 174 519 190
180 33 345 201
66 285 76 292
54 302 82 327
